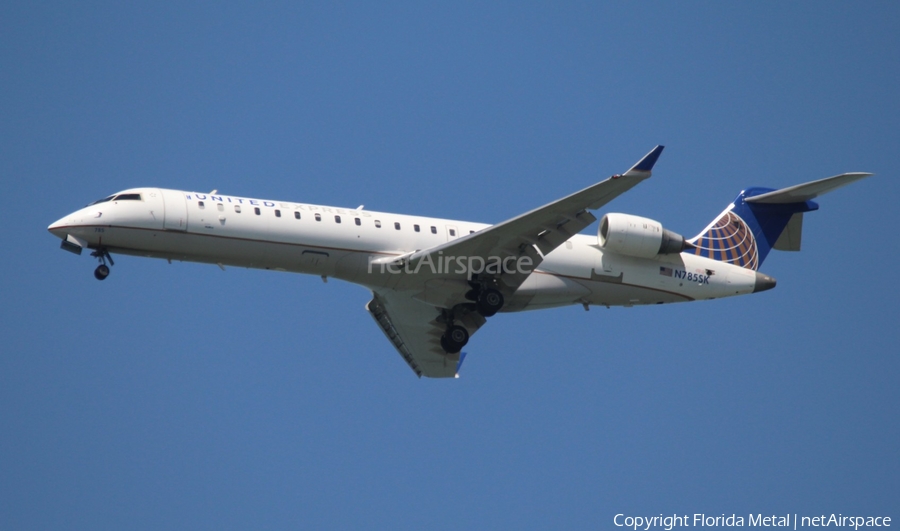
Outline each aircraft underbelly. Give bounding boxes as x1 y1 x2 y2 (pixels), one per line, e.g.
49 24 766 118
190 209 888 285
584 281 689 307
507 272 590 310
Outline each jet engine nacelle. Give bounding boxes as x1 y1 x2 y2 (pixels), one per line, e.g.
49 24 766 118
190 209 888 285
598 213 688 258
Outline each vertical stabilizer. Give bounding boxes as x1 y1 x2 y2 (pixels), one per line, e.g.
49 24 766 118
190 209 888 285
688 189 818 270
688 172 871 269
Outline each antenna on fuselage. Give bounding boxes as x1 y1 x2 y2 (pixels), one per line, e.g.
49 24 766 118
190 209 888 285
210 189 218 194
357 205 364 210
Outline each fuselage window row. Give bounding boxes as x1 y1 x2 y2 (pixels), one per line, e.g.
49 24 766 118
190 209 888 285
199 200 452 236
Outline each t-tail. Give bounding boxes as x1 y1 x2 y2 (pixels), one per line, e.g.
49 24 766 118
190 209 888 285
688 172 872 271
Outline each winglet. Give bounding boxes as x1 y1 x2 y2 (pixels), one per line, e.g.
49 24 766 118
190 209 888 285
454 351 468 378
626 145 665 175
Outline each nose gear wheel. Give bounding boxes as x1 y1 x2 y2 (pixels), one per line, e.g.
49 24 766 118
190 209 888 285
90 247 114 281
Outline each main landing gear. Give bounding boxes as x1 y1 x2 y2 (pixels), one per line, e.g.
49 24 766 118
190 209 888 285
91 248 114 280
465 278 505 317
438 307 472 355
475 288 503 317
439 278 506 355
440 324 469 354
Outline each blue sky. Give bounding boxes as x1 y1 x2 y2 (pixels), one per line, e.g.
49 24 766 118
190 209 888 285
2 3 898 529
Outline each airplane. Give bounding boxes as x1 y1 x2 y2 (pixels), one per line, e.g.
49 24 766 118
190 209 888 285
47 147 871 378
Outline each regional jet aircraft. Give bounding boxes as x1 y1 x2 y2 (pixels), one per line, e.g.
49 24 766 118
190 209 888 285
48 147 871 377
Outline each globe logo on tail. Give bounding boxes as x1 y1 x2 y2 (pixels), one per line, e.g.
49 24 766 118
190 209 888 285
689 210 759 270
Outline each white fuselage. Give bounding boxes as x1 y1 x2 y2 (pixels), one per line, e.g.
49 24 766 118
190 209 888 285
48 188 759 309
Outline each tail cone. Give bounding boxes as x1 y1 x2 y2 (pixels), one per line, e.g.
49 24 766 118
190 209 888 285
753 272 777 293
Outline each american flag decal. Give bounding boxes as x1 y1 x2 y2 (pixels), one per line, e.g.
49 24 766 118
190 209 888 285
659 266 673 277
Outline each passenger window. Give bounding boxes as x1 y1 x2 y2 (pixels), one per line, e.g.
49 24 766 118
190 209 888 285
449 229 456 236
375 220 382 228
335 215 341 223
254 207 261 215
470 230 475 234
414 224 420 232
217 203 224 212
431 226 437 234
315 213 322 221
198 201 205 209
394 222 401 230
235 205 242 213
275 210 281 217
294 211 301 219
354 218 361 226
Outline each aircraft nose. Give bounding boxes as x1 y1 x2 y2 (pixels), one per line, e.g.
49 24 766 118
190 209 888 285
48 215 72 238
753 272 777 293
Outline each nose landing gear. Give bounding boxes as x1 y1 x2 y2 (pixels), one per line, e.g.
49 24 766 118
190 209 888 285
94 264 110 280
90 248 114 281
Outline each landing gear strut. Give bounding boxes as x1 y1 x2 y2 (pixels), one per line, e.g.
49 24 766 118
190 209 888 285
440 324 469 354
91 248 114 281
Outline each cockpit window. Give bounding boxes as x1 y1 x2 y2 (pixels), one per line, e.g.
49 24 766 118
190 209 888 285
88 195 115 206
115 193 142 201
87 193 142 206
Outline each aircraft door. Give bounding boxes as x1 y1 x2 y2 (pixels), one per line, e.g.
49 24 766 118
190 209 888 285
161 189 188 231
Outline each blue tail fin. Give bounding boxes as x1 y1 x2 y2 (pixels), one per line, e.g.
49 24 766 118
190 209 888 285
688 188 818 270
687 173 871 270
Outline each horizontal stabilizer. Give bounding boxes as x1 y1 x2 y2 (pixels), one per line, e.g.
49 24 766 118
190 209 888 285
745 172 872 204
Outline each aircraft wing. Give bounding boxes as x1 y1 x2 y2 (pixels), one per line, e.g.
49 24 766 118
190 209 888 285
391 146 664 294
366 146 662 378
367 291 485 378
